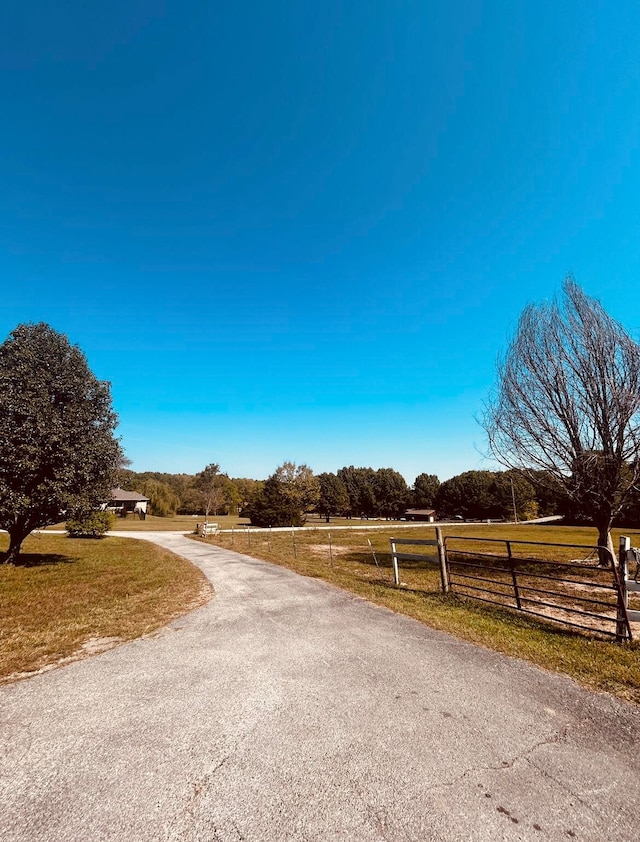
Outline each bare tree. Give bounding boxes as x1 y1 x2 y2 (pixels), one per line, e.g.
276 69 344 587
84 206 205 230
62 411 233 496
193 463 223 520
484 278 640 561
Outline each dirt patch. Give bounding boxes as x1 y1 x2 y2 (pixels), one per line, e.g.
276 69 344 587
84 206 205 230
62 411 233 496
309 544 352 557
80 636 123 655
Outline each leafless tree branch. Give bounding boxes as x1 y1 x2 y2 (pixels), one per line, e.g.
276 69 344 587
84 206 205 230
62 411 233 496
484 278 640 557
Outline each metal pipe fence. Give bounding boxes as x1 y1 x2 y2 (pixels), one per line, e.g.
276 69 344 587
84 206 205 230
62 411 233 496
389 532 635 642
443 536 632 642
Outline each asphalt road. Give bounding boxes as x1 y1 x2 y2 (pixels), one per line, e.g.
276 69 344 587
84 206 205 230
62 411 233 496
1 532 639 841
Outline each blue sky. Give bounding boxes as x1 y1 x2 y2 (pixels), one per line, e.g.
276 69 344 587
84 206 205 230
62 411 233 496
2 1 640 482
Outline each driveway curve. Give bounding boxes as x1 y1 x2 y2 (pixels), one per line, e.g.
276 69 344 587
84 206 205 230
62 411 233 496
1 532 639 841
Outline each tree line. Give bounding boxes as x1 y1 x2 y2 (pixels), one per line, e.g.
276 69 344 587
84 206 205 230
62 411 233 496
121 459 640 529
119 463 439 522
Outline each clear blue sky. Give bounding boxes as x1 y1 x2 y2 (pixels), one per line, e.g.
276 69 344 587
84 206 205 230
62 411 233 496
2 2 640 482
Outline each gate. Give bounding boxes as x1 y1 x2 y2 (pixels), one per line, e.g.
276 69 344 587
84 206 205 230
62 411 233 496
442 535 633 642
620 535 640 627
389 531 635 642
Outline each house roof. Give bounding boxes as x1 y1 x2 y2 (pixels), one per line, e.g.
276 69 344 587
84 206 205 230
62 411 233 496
109 487 150 502
404 508 436 515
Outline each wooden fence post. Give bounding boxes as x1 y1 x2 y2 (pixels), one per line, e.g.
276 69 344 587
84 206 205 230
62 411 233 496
617 535 630 642
435 527 449 593
507 541 522 610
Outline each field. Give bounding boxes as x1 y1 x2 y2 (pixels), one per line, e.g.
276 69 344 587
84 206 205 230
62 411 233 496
45 513 248 532
46 512 409 532
201 521 640 704
0 533 212 682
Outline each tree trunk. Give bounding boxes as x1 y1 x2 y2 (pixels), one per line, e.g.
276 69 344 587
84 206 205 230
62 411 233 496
596 521 615 567
3 524 29 565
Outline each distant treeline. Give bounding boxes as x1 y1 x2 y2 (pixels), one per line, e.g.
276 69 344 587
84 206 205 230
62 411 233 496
121 464 640 526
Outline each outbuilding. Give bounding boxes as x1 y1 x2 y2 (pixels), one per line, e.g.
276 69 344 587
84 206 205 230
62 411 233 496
105 488 150 517
404 508 436 522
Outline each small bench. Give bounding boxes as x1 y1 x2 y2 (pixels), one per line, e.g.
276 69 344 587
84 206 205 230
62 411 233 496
200 522 219 537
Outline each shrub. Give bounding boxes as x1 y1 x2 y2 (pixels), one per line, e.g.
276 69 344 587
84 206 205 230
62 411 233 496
66 510 115 538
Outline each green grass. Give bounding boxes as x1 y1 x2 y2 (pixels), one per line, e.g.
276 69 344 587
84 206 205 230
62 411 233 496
46 513 252 532
0 533 212 682
47 512 408 532
201 522 640 704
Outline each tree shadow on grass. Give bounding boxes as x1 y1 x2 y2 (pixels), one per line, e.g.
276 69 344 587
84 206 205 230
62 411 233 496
340 550 393 568
3 552 75 568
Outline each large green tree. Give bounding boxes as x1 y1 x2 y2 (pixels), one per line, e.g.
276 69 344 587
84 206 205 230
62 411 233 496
435 471 498 519
317 472 350 522
137 478 180 517
373 468 410 518
273 462 320 513
412 473 440 509
337 466 377 518
246 462 319 527
0 323 122 564
434 469 538 521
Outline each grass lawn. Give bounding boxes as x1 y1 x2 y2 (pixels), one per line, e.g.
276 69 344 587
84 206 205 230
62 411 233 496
46 513 408 533
45 513 252 532
201 521 640 704
0 533 212 683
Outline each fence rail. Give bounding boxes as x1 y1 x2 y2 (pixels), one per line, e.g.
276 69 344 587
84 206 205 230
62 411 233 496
389 535 448 593
620 536 640 624
389 532 636 643
444 535 633 642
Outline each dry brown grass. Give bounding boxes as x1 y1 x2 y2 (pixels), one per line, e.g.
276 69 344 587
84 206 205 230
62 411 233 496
0 533 211 682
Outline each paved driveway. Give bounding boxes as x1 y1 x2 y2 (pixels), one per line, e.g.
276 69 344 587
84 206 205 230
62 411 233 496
1 533 639 841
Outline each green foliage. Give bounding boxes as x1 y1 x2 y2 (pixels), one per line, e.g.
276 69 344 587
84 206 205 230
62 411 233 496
317 472 350 521
435 470 538 520
337 466 377 517
336 466 410 519
526 470 569 517
193 463 224 517
373 468 410 518
245 486 306 528
231 477 263 506
118 468 264 516
412 473 440 508
245 462 319 527
273 462 320 511
0 323 122 563
136 479 180 517
436 471 495 518
66 510 115 538
120 469 203 515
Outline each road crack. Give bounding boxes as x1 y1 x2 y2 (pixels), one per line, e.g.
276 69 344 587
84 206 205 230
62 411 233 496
421 726 572 794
